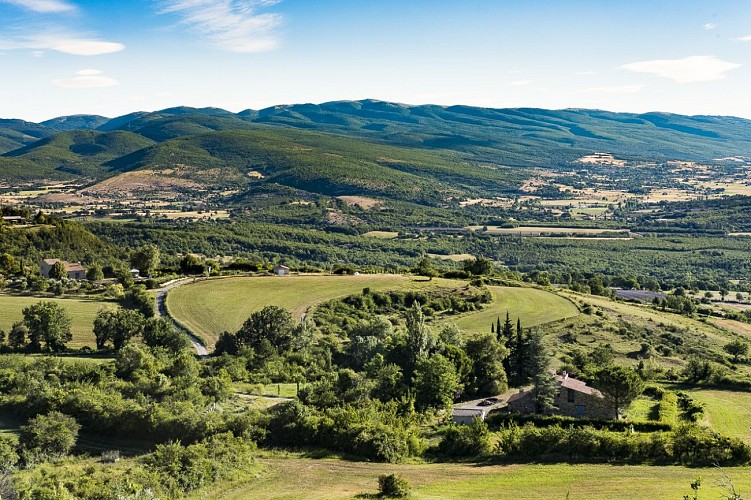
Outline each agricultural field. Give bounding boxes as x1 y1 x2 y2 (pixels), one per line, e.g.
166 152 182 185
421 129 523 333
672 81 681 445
0 294 116 348
198 455 751 500
166 275 465 347
467 225 628 236
362 231 399 239
454 286 580 334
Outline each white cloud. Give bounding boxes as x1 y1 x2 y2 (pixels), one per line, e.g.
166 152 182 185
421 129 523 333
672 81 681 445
0 34 125 55
161 0 283 53
508 80 533 87
586 85 644 94
704 23 718 30
1 0 75 13
622 55 740 83
52 40 125 55
739 35 751 42
53 69 119 88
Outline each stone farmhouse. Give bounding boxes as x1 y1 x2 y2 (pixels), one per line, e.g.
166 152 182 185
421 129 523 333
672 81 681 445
507 372 610 419
39 259 86 280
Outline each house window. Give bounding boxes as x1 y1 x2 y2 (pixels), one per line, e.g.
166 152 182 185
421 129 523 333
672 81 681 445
567 389 575 403
576 405 585 417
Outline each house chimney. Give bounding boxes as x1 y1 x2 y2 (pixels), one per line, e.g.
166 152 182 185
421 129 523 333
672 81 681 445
563 371 568 379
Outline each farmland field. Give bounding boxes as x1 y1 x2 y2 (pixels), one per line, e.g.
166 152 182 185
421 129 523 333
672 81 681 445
454 286 580 333
466 225 628 236
197 456 751 500
167 275 465 347
0 294 116 348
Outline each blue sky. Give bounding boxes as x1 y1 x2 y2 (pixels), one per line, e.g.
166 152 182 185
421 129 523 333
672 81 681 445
1 0 751 121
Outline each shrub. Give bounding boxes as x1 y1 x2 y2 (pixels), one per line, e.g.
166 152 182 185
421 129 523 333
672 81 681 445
378 474 410 498
19 411 81 463
438 419 493 457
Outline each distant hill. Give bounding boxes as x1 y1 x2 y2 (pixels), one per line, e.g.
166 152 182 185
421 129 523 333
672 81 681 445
0 119 55 154
41 115 110 131
3 130 155 178
103 127 518 204
240 101 751 163
3 100 751 202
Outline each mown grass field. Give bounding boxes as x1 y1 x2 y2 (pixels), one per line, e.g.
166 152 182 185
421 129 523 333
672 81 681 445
197 456 751 499
166 275 465 347
0 294 116 348
674 387 751 443
454 286 580 334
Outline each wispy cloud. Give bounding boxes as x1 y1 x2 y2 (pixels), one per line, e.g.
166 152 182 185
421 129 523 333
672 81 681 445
738 35 751 42
586 85 644 94
52 68 119 88
704 23 718 30
0 33 125 55
622 55 740 83
161 0 283 53
1 0 75 13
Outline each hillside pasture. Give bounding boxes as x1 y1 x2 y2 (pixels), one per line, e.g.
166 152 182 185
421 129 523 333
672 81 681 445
0 294 115 348
166 275 465 348
454 286 579 334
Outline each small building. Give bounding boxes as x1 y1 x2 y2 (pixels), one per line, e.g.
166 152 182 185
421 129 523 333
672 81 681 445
273 265 290 276
507 372 611 420
451 408 488 425
130 269 141 279
2 216 26 225
40 259 86 280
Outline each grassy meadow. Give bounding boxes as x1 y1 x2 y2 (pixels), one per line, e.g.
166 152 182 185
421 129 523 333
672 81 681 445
166 275 466 347
454 286 580 334
674 387 751 443
197 455 751 500
167 277 580 347
0 294 116 348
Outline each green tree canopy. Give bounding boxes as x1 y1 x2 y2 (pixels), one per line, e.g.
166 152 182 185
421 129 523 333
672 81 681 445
22 301 72 352
236 305 295 352
593 365 644 420
93 308 145 350
130 244 160 276
413 354 459 412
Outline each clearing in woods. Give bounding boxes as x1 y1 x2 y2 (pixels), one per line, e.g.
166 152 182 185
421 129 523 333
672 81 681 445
0 294 115 348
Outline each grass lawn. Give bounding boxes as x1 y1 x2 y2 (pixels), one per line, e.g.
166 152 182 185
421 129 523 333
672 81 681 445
167 275 464 348
673 386 751 443
624 395 658 421
197 455 751 499
0 294 117 348
454 286 580 334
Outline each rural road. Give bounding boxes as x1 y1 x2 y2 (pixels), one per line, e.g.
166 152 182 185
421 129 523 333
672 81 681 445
155 278 209 357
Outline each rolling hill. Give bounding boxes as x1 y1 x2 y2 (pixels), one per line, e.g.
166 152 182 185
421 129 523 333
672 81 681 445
0 119 55 154
3 100 751 203
3 130 155 178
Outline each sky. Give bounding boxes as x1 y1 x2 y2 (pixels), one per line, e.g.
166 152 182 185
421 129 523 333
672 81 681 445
2 0 751 121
